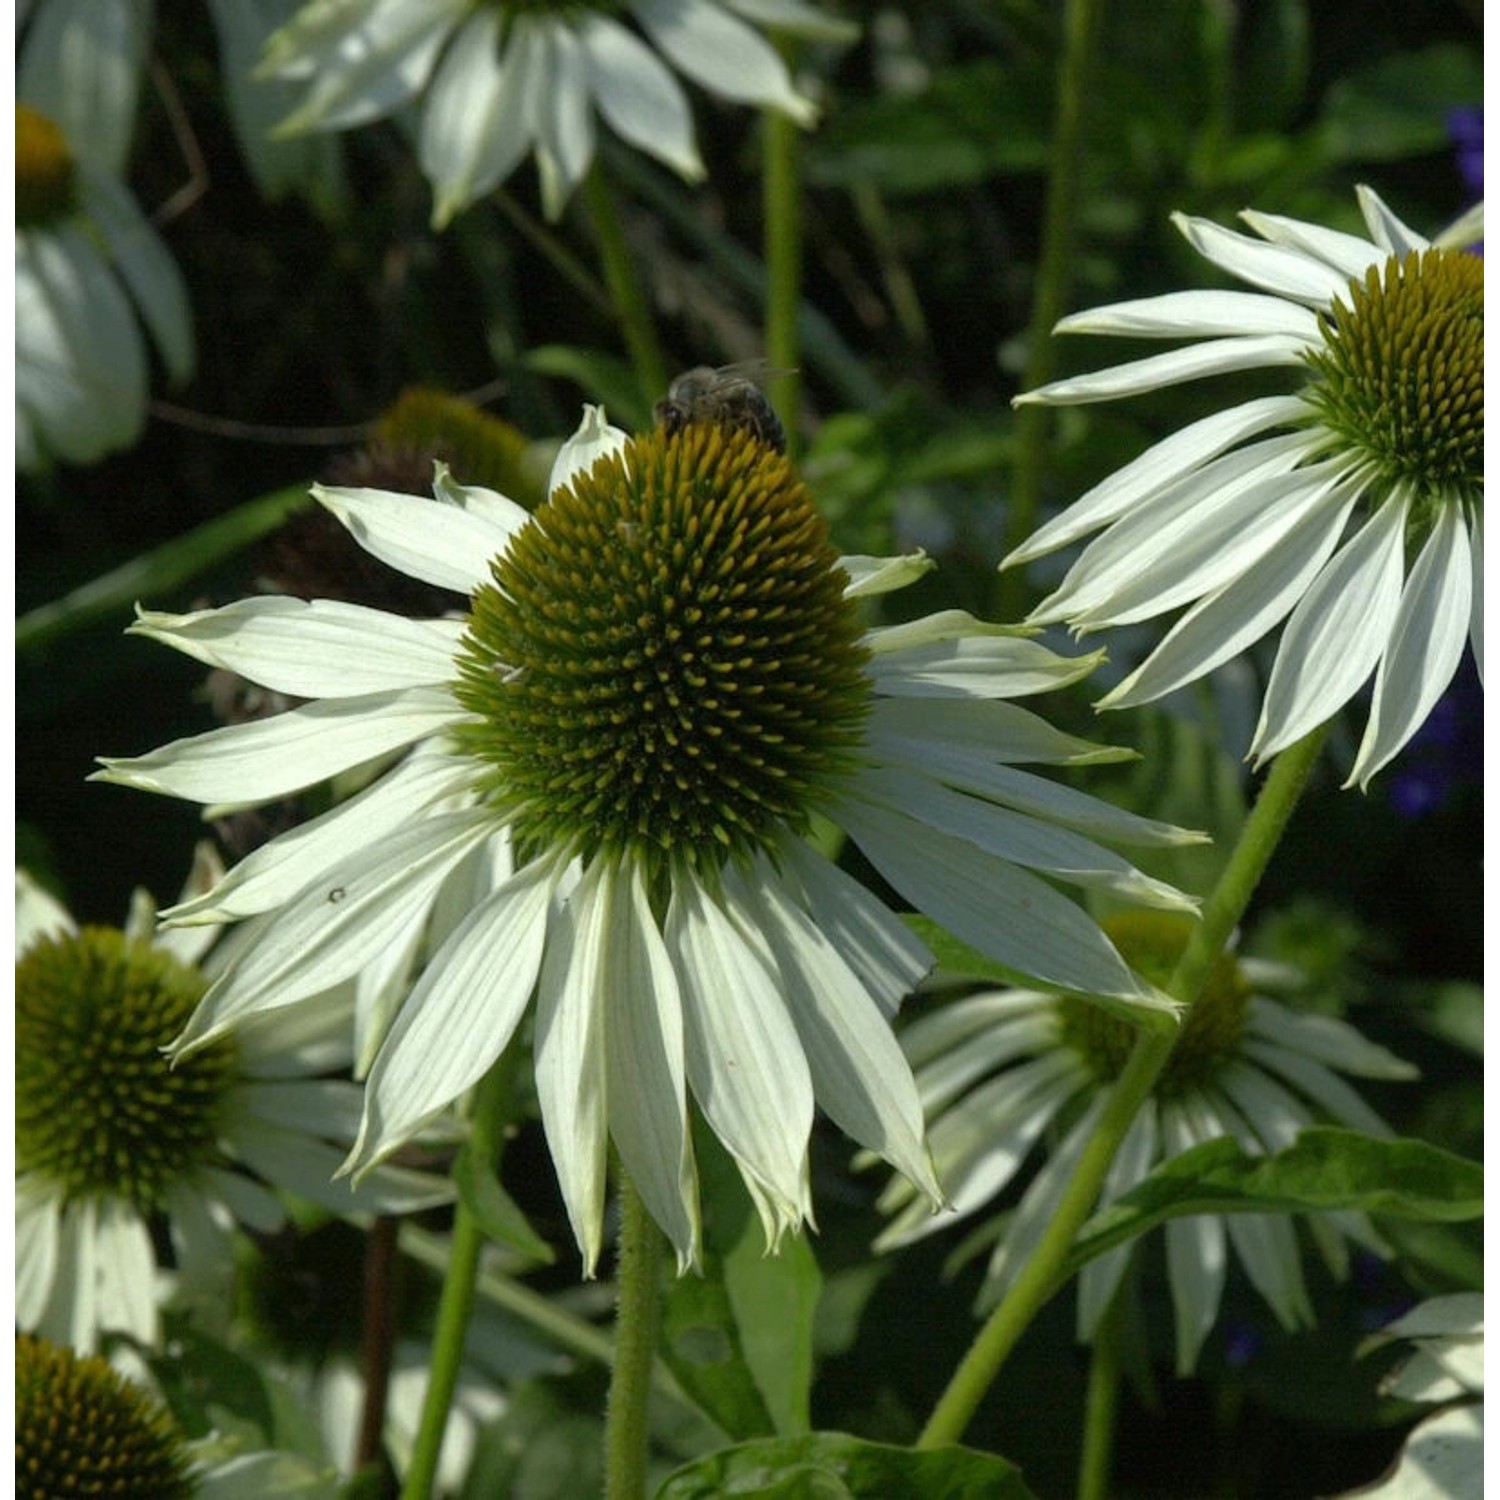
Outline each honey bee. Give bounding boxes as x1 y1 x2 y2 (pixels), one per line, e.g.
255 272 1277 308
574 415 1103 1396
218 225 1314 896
653 361 790 454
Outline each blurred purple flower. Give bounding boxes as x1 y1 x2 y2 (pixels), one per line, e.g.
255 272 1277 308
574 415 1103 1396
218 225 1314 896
1386 658 1482 818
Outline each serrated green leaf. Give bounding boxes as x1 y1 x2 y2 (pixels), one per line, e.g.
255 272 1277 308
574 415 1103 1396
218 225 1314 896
1062 1129 1482 1281
655 1433 1038 1500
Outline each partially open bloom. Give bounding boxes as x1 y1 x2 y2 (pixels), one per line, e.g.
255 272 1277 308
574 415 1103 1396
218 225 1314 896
876 912 1416 1373
1009 187 1482 788
15 102 194 470
96 407 1200 1274
260 0 853 223
14 864 453 1355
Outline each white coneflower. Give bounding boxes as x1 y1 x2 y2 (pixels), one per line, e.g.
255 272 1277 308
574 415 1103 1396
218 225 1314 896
14 866 453 1355
96 406 1200 1275
878 911 1416 1374
260 0 854 223
1009 187 1482 788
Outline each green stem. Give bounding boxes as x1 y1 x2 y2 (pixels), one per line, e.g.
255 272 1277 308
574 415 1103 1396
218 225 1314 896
762 44 804 458
581 163 669 406
602 1169 665 1500
994 0 1104 621
1076 1286 1125 1500
398 1058 516 1500
917 723 1330 1448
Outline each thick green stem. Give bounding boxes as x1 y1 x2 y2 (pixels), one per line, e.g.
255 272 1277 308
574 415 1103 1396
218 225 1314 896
582 163 669 405
762 50 804 458
1077 1288 1126 1500
602 1170 665 1500
995 0 1104 621
398 1058 516 1500
918 724 1330 1448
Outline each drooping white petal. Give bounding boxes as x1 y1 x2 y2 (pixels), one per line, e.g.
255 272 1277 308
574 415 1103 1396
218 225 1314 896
910 1006 1060 1117
266 0 463 133
837 793 1170 1013
533 857 612 1274
867 706 1205 846
129 597 465 699
899 987 1052 1071
1004 395 1308 567
633 0 817 125
1468 509 1483 683
1251 495 1409 763
349 852 557 1172
1077 1103 1159 1340
1237 208 1387 282
173 811 496 1052
667 868 814 1249
851 765 1196 913
1055 289 1320 342
1029 435 1314 626
92 685 464 803
1246 998 1418 1080
93 1199 160 1350
729 858 940 1202
602 858 699 1271
1348 503 1473 787
776 838 932 1019
1159 1100 1227 1374
1241 1040 1399 1137
161 746 476 925
533 20 596 218
1171 211 1356 307
1017 334 1306 406
868 695 1134 771
313 482 513 595
419 10 532 228
720 0 860 41
869 623 1102 698
581 16 703 182
840 551 934 597
1355 185 1430 259
14 1182 61 1330
550 404 631 496
1101 477 1363 710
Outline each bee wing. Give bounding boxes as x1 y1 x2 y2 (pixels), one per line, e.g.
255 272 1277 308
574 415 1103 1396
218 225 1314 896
707 358 798 388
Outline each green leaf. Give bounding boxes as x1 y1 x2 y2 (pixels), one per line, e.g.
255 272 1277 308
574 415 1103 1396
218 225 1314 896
522 345 650 430
454 1144 556 1265
659 1131 821 1440
1318 43 1483 163
16 484 312 652
1061 1129 1483 1281
655 1433 1039 1500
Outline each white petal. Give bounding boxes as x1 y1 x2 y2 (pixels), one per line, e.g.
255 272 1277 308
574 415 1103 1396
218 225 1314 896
1355 185 1430 259
1077 1103 1159 1339
92 684 463 803
1246 997 1417 1080
196 1168 285 1234
93 1198 160 1348
839 551 935 597
870 627 1102 698
419 11 531 228
15 1182 62 1329
867 695 1133 770
1159 1101 1226 1374
1237 208 1386 282
729 858 939 1201
349 852 557 1171
1055 289 1320 341
1240 1040 1398 1137
721 0 859 41
313 481 515 595
1018 335 1305 407
581 16 703 182
1172 211 1355 307
1468 509 1483 683
836 792 1171 1013
129 597 464 698
431 463 531 533
1348 504 1473 787
667 868 814 1249
603 859 700 1271
776 838 932 1019
633 0 818 124
532 21 596 218
173 811 496 1051
900 987 1052 1071
161 747 476 925
15 870 76 956
911 1006 1059 1117
852 765 1195 913
549 404 631 497
1102 477 1363 710
1004 396 1307 566
533 857 612 1273
1252 495 1410 763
